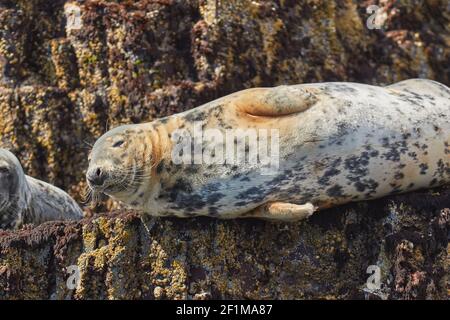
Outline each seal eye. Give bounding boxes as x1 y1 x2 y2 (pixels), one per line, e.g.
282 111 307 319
112 140 125 148
0 167 9 174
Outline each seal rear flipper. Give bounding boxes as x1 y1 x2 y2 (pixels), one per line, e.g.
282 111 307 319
246 201 317 221
234 85 318 117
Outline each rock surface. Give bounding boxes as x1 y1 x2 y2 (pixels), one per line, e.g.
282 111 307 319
0 187 449 299
0 0 449 299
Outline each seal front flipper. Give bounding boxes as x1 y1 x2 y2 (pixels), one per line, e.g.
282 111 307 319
234 85 318 117
247 202 317 221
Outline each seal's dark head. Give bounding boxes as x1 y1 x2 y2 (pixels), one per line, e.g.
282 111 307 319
86 124 152 203
0 148 28 228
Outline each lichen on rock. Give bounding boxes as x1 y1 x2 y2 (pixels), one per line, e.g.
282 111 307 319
0 187 449 299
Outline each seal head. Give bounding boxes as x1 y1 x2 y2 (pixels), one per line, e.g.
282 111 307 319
0 148 83 229
0 149 29 228
87 124 153 203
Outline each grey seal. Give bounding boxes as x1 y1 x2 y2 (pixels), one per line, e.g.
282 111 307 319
86 79 450 220
0 149 83 229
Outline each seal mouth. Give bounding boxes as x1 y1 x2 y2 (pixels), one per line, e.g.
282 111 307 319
87 161 139 196
85 157 150 208
86 179 106 193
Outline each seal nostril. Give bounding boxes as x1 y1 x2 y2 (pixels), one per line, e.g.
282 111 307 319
88 167 106 187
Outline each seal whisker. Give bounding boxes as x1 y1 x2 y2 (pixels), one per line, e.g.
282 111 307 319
83 140 93 148
81 187 93 205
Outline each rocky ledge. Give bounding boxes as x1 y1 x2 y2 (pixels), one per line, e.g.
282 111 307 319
0 186 449 300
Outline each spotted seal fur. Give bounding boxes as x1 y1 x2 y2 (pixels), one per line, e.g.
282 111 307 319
86 79 450 220
0 149 83 229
